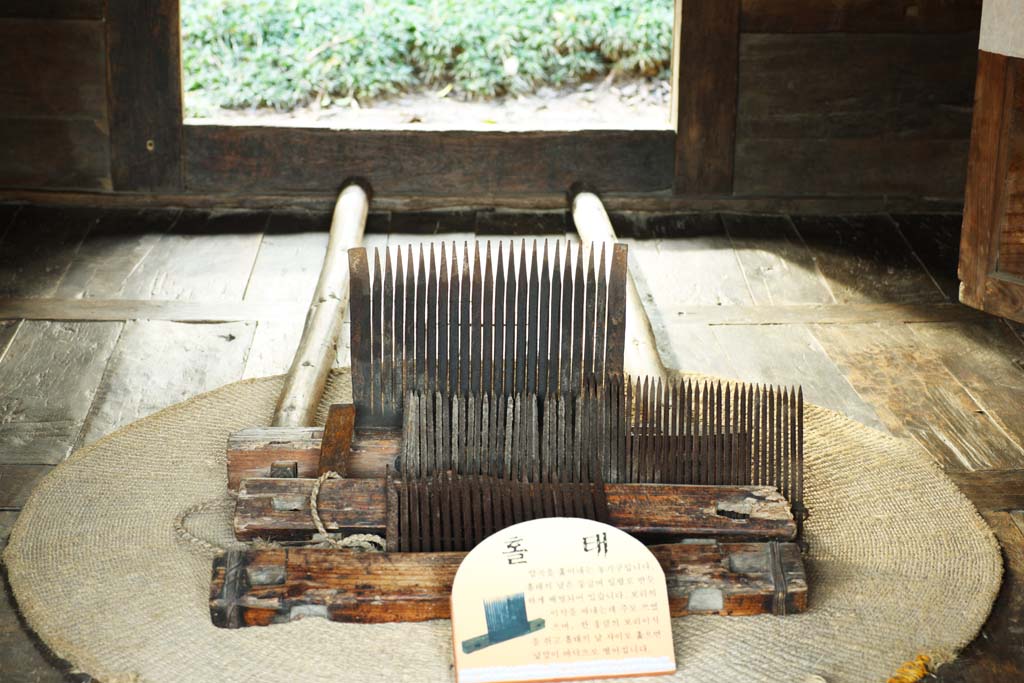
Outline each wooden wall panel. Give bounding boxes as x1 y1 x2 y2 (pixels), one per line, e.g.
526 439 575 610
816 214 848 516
958 52 1024 322
0 118 111 190
738 33 976 140
740 0 982 33
672 0 739 195
0 20 106 119
996 62 1024 279
107 0 183 192
184 126 675 196
0 0 104 20
735 138 969 197
0 13 110 191
734 32 976 199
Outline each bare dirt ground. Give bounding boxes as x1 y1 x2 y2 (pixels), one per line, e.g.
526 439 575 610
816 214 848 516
186 76 672 130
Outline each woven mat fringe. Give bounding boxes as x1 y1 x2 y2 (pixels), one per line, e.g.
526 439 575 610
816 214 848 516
2 370 1002 683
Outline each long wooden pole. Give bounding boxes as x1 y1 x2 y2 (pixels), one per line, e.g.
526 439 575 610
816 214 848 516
272 183 369 427
571 191 667 378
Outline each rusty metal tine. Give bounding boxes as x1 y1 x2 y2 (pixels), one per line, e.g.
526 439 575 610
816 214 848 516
798 387 805 534
449 242 461 396
583 244 597 380
438 242 450 395
482 242 495 397
537 241 551 399
559 241 574 396
489 396 499 478
720 382 729 483
394 247 406 401
438 470 451 552
470 242 482 395
403 391 416 477
641 376 650 482
436 392 447 474
526 242 540 396
654 377 664 483
605 244 628 377
512 392 523 480
732 383 741 485
414 246 426 392
549 242 563 396
386 467 397 548
571 242 585 393
460 242 472 395
425 246 438 392
382 247 395 415
408 474 421 552
516 241 529 394
370 247 383 416
444 472 457 550
671 378 679 485
715 381 723 485
501 479 514 535
452 394 462 474
467 393 478 475
405 246 417 397
528 393 540 483
503 397 515 479
624 377 634 483
455 474 468 551
399 470 411 552
699 381 709 485
430 473 442 553
481 473 494 543
510 476 524 524
594 243 608 382
493 242 507 397
776 386 784 501
573 391 584 482
348 248 371 417
503 241 517 396
769 385 776 489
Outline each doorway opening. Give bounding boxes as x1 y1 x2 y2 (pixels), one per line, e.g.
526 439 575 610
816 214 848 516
180 0 674 131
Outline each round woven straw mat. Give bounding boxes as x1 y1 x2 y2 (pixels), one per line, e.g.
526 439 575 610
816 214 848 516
3 369 1002 683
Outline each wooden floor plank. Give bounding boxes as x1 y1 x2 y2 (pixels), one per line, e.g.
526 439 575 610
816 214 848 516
243 211 329 303
722 213 834 305
0 510 17 549
0 321 121 465
908 320 1024 454
667 302 986 326
625 215 754 309
78 320 256 445
662 322 741 379
706 323 886 430
890 213 962 301
53 208 180 299
0 579 74 683
0 206 99 298
946 470 1024 512
791 215 946 304
934 511 1024 682
812 322 1024 471
118 210 265 302
0 465 51 509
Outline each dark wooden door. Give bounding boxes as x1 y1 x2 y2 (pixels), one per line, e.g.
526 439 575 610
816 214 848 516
960 51 1024 323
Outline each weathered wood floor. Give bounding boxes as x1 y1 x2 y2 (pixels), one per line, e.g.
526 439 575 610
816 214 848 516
0 205 1021 681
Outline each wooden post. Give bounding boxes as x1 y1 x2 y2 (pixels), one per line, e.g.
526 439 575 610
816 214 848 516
272 183 369 427
671 0 739 195
571 191 667 379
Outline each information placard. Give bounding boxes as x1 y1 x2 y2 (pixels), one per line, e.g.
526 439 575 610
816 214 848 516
451 518 676 683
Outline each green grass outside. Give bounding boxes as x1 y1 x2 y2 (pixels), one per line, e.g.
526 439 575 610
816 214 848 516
182 0 673 113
